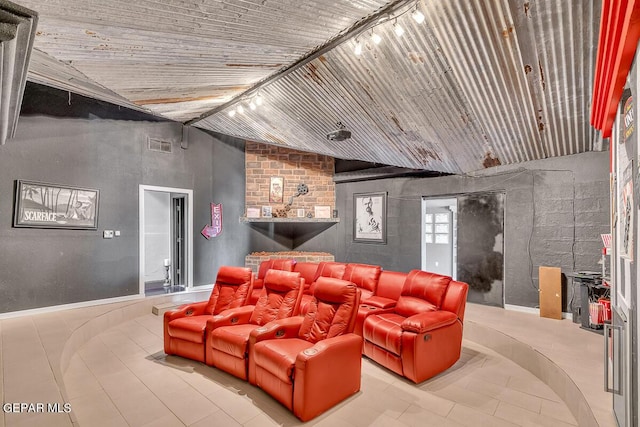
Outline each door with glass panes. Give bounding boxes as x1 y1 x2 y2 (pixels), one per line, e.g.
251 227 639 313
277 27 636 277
422 199 456 277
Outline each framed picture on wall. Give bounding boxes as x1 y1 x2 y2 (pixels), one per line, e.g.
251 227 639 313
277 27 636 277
353 192 386 243
13 180 100 229
269 176 284 203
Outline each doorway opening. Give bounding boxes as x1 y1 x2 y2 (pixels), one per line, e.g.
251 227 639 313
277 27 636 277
422 193 505 307
421 198 457 278
139 185 193 296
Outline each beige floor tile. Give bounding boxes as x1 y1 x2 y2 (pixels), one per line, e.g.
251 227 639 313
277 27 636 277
494 401 577 427
430 384 500 415
384 381 455 417
3 358 56 388
3 411 72 427
506 375 562 402
466 378 543 413
62 370 103 401
3 375 63 404
101 370 153 400
187 409 241 427
357 386 412 419
157 386 219 425
139 369 193 399
243 413 282 427
330 394 387 427
314 416 356 427
367 413 410 427
397 403 464 427
111 388 175 426
205 388 263 424
139 412 185 427
67 390 125 427
540 398 578 425
447 403 520 427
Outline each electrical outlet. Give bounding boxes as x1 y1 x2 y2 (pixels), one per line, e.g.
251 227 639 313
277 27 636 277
103 230 114 239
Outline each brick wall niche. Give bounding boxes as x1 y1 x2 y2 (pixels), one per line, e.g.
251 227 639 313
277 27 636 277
245 141 336 218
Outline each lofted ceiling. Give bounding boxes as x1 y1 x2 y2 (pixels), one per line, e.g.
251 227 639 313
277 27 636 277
18 0 602 174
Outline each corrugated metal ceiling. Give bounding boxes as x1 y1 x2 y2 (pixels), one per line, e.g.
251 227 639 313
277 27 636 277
0 0 38 145
19 0 601 173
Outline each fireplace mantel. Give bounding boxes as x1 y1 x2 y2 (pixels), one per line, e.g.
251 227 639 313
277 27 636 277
239 217 339 224
239 216 340 249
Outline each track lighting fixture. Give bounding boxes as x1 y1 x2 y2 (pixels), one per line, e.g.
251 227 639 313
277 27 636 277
412 9 425 24
394 21 404 37
354 39 363 55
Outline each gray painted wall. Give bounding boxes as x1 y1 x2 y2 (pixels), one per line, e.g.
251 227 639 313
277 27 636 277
0 112 609 313
0 116 249 314
334 151 610 308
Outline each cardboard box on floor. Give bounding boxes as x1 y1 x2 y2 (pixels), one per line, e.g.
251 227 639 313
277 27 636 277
539 266 562 320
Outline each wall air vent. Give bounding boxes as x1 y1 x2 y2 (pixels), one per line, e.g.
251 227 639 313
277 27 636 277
147 137 173 153
0 0 38 145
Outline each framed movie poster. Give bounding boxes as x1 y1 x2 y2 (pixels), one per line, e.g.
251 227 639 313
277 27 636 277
353 192 386 243
269 176 284 203
13 180 99 229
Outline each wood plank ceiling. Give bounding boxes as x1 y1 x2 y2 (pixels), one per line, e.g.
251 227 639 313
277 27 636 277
18 0 602 174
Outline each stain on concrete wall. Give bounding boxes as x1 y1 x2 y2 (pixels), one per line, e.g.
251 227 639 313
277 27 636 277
457 192 504 307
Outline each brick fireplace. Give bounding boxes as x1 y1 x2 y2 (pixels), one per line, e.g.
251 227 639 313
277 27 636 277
244 142 335 218
245 251 335 274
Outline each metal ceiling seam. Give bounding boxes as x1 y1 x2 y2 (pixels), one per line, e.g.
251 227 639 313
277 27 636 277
188 0 414 125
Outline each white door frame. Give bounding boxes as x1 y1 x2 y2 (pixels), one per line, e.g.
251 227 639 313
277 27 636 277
139 185 194 295
421 197 457 279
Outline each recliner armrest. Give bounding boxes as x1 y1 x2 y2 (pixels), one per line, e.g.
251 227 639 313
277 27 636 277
401 310 458 333
249 316 304 344
361 296 397 309
206 305 255 330
293 333 363 421
164 301 208 322
296 333 363 366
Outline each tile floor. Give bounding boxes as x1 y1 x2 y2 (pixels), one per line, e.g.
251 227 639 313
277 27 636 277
62 314 579 427
0 298 616 427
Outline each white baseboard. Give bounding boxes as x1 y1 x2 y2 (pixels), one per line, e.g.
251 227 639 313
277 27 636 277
504 304 573 320
0 294 145 320
0 284 215 320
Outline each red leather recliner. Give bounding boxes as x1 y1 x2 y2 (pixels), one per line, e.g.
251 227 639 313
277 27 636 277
249 258 295 304
205 269 304 380
362 269 468 383
298 261 347 314
249 277 362 421
163 266 253 363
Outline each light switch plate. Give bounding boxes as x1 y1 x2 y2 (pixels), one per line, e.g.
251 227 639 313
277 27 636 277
103 230 114 239
115 230 121 237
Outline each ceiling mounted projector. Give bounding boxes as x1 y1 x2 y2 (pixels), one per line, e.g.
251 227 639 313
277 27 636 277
327 122 352 141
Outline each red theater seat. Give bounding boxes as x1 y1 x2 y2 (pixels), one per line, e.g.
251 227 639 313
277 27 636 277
249 277 361 421
298 261 347 314
249 258 295 304
163 266 253 363
363 270 468 383
205 269 304 380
